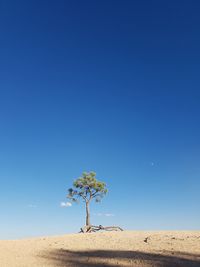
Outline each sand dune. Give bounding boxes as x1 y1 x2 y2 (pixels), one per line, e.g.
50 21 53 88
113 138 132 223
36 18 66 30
0 231 199 266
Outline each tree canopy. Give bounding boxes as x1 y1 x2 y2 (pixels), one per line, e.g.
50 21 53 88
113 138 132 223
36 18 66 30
67 171 108 204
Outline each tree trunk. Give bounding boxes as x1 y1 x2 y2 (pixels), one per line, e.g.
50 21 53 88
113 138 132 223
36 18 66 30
86 202 90 226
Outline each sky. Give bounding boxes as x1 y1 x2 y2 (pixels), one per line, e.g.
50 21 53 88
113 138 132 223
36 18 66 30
0 0 200 239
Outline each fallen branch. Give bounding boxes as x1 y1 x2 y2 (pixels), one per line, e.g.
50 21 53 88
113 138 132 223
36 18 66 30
79 225 123 233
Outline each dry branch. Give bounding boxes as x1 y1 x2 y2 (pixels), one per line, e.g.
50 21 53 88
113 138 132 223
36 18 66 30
80 225 123 233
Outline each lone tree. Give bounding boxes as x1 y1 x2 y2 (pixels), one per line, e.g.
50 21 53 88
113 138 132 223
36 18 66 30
67 171 108 229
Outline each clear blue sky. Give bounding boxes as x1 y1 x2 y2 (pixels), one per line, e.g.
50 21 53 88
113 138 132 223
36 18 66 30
0 0 200 239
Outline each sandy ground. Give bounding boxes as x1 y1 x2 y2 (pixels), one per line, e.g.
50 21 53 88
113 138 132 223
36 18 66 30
0 231 199 267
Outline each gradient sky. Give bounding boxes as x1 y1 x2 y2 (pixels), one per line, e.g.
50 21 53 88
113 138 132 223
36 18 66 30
0 0 200 239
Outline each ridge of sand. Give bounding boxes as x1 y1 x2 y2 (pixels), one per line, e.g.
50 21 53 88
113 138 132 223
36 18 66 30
0 231 199 266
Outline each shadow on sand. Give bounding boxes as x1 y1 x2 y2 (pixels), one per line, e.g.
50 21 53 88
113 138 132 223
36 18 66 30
40 249 200 267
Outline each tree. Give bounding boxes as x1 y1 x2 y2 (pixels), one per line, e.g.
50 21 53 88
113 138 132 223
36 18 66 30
67 171 108 228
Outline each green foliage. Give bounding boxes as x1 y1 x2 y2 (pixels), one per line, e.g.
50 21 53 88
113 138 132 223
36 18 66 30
67 171 108 203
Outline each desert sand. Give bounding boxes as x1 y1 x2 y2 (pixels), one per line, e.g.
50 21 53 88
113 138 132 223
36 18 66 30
0 231 199 267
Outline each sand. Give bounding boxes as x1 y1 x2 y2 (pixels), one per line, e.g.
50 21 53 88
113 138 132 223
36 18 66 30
0 231 199 266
